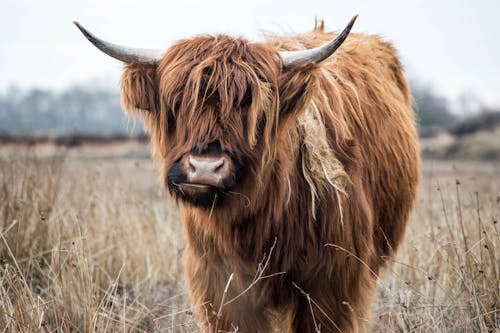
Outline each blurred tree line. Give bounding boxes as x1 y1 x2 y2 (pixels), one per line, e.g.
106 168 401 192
0 85 134 135
410 80 500 137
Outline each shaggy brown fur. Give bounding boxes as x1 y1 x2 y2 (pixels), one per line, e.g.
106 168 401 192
120 21 419 333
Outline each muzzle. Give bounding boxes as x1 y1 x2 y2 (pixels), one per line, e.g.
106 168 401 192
166 142 237 207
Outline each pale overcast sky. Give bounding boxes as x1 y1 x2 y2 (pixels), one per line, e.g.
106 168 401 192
1 0 499 107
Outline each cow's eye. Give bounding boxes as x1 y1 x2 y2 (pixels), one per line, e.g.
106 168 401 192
170 101 181 117
240 88 252 109
166 101 180 131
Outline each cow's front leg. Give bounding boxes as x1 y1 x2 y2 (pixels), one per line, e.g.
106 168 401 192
290 271 376 333
185 250 274 332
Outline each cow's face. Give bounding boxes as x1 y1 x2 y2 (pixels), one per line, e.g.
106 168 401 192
74 17 356 208
123 36 289 208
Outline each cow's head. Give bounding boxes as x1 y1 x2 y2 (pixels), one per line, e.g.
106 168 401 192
74 17 356 208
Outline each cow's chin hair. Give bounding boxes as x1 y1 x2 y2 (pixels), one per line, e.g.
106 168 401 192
172 187 224 209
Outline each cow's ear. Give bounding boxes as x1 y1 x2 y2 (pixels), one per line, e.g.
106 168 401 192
278 66 317 117
120 64 159 114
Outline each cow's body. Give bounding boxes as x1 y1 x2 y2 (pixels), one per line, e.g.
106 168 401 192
77 19 419 332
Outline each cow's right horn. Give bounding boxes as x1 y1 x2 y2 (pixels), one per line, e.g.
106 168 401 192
73 22 164 65
280 15 358 68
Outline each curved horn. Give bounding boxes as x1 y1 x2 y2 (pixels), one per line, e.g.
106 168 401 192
73 22 164 65
280 15 358 68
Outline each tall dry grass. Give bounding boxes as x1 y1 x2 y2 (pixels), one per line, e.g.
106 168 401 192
372 161 499 332
0 147 195 332
0 146 499 332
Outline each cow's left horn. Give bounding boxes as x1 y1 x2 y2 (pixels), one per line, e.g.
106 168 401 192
73 22 164 65
280 15 358 68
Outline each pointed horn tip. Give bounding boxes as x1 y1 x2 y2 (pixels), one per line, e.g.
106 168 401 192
348 15 359 28
73 21 89 37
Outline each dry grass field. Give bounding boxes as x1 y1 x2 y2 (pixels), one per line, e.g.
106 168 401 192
0 143 498 332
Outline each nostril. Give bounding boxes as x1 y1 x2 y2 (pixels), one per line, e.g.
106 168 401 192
213 159 225 173
188 157 196 173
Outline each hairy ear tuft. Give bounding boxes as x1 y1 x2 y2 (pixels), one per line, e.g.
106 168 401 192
120 64 159 114
278 66 317 117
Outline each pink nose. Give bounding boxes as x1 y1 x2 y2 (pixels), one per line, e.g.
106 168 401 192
184 155 231 187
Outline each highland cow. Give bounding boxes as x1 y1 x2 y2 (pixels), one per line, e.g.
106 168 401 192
75 16 419 332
